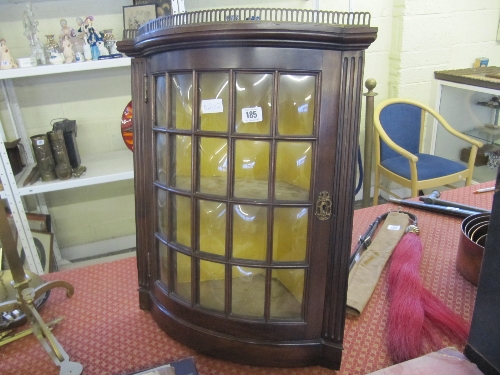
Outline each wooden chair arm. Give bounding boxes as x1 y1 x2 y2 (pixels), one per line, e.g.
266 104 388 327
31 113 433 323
426 107 484 148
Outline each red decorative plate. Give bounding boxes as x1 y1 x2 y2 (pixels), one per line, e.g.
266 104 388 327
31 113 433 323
121 101 133 151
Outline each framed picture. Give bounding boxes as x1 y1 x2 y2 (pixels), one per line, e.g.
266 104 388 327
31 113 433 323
8 212 51 232
133 0 172 17
16 230 54 274
123 4 158 30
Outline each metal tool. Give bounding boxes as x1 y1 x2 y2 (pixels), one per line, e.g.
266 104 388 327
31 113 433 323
389 198 486 218
419 190 490 213
0 316 64 346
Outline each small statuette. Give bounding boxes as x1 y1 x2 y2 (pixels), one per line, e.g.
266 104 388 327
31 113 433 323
0 39 18 69
23 3 45 65
61 35 75 63
96 40 109 57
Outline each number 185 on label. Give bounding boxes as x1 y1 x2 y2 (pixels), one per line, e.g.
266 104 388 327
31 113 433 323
242 107 263 123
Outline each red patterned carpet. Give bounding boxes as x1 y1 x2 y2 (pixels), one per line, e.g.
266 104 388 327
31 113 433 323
0 182 494 375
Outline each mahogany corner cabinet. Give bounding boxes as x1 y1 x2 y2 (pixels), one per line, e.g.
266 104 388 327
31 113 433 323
117 8 377 369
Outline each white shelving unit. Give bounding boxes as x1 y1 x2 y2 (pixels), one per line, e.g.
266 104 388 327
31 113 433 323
0 57 133 274
0 57 131 79
1 149 133 198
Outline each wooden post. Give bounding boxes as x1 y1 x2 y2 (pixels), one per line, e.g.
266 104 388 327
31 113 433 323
362 78 377 207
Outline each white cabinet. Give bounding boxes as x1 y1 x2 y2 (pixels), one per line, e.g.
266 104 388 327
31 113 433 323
433 69 500 183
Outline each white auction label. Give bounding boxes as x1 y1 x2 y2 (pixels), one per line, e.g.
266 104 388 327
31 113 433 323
387 225 401 230
36 139 45 145
201 99 223 114
242 107 263 123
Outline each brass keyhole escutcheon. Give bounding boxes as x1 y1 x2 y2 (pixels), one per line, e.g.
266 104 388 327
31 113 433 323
315 191 332 221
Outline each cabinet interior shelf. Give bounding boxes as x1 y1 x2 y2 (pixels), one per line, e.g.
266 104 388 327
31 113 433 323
463 128 500 147
476 101 500 109
0 149 133 198
0 57 131 80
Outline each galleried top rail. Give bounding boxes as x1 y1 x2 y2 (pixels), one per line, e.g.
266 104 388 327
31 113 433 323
118 8 377 56
137 8 371 37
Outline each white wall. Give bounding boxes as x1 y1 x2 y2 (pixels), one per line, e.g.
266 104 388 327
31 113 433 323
1 0 499 252
394 1 499 100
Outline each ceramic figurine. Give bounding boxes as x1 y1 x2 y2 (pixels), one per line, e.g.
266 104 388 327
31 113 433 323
76 17 91 61
107 40 119 55
82 16 102 60
74 51 84 62
87 27 101 60
96 40 109 57
49 51 64 65
22 3 45 65
83 42 92 61
61 36 75 63
0 39 18 69
75 17 86 43
82 16 94 39
58 19 76 49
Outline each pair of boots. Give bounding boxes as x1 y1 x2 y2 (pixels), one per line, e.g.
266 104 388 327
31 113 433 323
30 130 73 181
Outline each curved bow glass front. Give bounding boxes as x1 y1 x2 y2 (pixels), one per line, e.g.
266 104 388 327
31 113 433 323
155 70 317 321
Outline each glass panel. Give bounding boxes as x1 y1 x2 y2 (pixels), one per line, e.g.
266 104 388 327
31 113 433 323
199 260 225 312
235 73 272 134
198 73 229 132
174 251 191 302
156 132 167 185
172 194 191 248
232 266 265 318
159 241 169 288
157 188 168 238
198 137 227 196
275 141 312 201
270 269 304 320
272 207 308 262
171 74 192 130
234 140 270 199
156 75 167 128
198 200 226 256
278 74 315 135
232 204 267 261
170 135 191 191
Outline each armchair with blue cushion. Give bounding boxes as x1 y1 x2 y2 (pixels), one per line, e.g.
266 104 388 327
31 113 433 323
372 98 483 205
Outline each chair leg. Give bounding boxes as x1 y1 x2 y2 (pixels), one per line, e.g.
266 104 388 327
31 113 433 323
373 170 380 206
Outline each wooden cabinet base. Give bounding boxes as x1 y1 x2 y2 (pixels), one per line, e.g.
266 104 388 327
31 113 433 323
150 297 342 369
